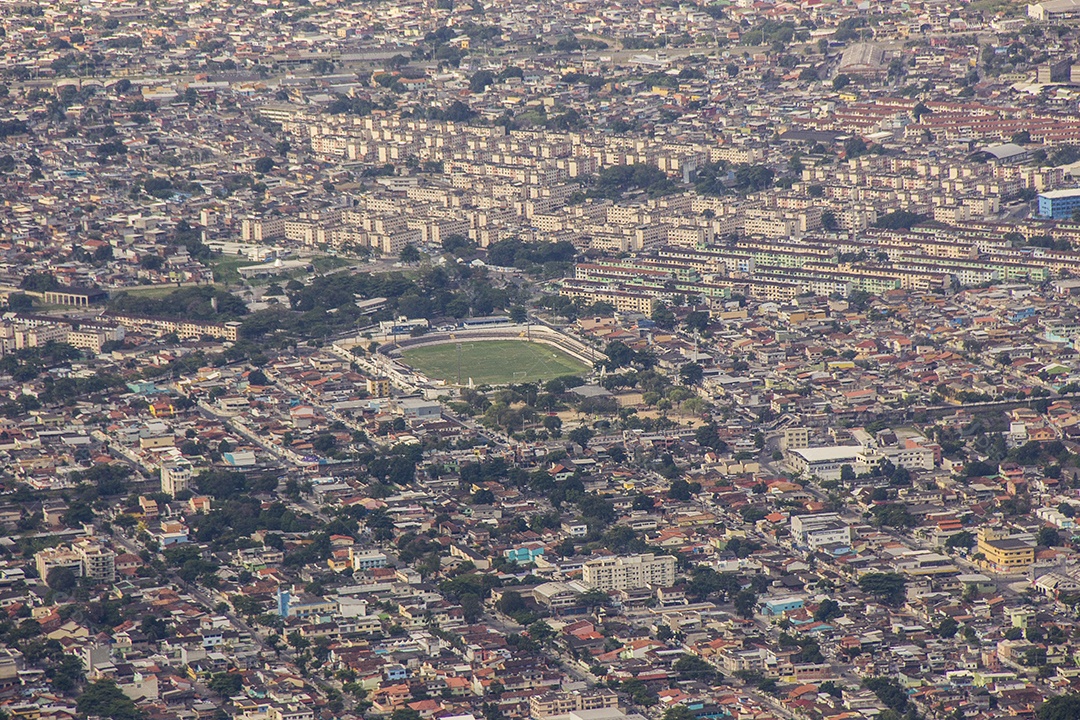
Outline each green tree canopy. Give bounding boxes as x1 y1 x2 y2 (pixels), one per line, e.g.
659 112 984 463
858 572 907 606
1039 693 1080 720
77 680 144 720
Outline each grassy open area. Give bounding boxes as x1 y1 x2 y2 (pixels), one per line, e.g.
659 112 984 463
211 255 261 284
401 340 589 385
311 255 351 273
212 254 350 284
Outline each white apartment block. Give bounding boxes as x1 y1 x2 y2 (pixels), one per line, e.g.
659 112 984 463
36 538 116 584
582 553 676 591
161 459 194 497
77 541 116 583
790 513 852 551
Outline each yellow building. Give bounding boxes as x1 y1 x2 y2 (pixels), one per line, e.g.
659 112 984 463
366 376 390 397
977 528 1034 571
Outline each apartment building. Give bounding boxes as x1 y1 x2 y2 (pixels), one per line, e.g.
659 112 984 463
77 540 117 583
161 459 194 497
529 690 620 719
34 546 83 582
790 513 852 550
349 549 389 571
581 553 676 591
976 528 1035 571
35 538 116 584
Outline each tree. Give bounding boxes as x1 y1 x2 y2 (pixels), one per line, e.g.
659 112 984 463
1039 694 1080 720
140 254 163 271
93 244 114 262
863 677 908 713
936 617 959 638
253 156 275 173
663 706 696 720
509 305 527 324
399 244 421 264
695 423 728 453
733 590 757 618
651 303 675 329
20 271 59 293
871 503 915 529
814 598 842 622
757 677 780 694
822 211 840 231
1038 526 1061 547
844 137 868 159
680 362 704 386
460 592 483 622
832 73 851 90
208 671 243 696
312 434 337 455
874 211 924 230
46 566 78 592
604 341 635 369
579 588 610 608
944 530 975 550
496 590 527 616
287 630 309 651
527 620 555 645
734 164 774 191
77 680 144 720
668 479 698 502
568 426 593 447
470 70 495 93
818 681 843 698
442 233 473 254
858 573 906 606
684 310 710 333
6 293 32 311
543 415 562 438
674 654 720 683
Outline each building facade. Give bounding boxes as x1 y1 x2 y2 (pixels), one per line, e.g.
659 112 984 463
581 553 676 591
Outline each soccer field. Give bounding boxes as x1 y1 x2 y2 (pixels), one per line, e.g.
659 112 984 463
400 340 590 385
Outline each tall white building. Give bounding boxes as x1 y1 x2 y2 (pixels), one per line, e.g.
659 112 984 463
582 553 676 591
790 513 852 550
76 540 116 583
161 459 194 497
35 538 116 584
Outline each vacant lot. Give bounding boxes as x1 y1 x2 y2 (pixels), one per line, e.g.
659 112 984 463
401 340 589 385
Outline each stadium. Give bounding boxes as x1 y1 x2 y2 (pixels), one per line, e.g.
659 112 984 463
385 323 603 386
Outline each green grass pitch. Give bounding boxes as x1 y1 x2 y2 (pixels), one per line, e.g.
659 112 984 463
400 340 590 385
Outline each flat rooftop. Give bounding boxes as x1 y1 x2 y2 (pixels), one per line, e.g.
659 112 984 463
792 446 863 462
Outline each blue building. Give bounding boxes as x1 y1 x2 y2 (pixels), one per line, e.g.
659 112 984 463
277 589 290 617
1038 188 1080 219
762 596 805 617
504 542 545 565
